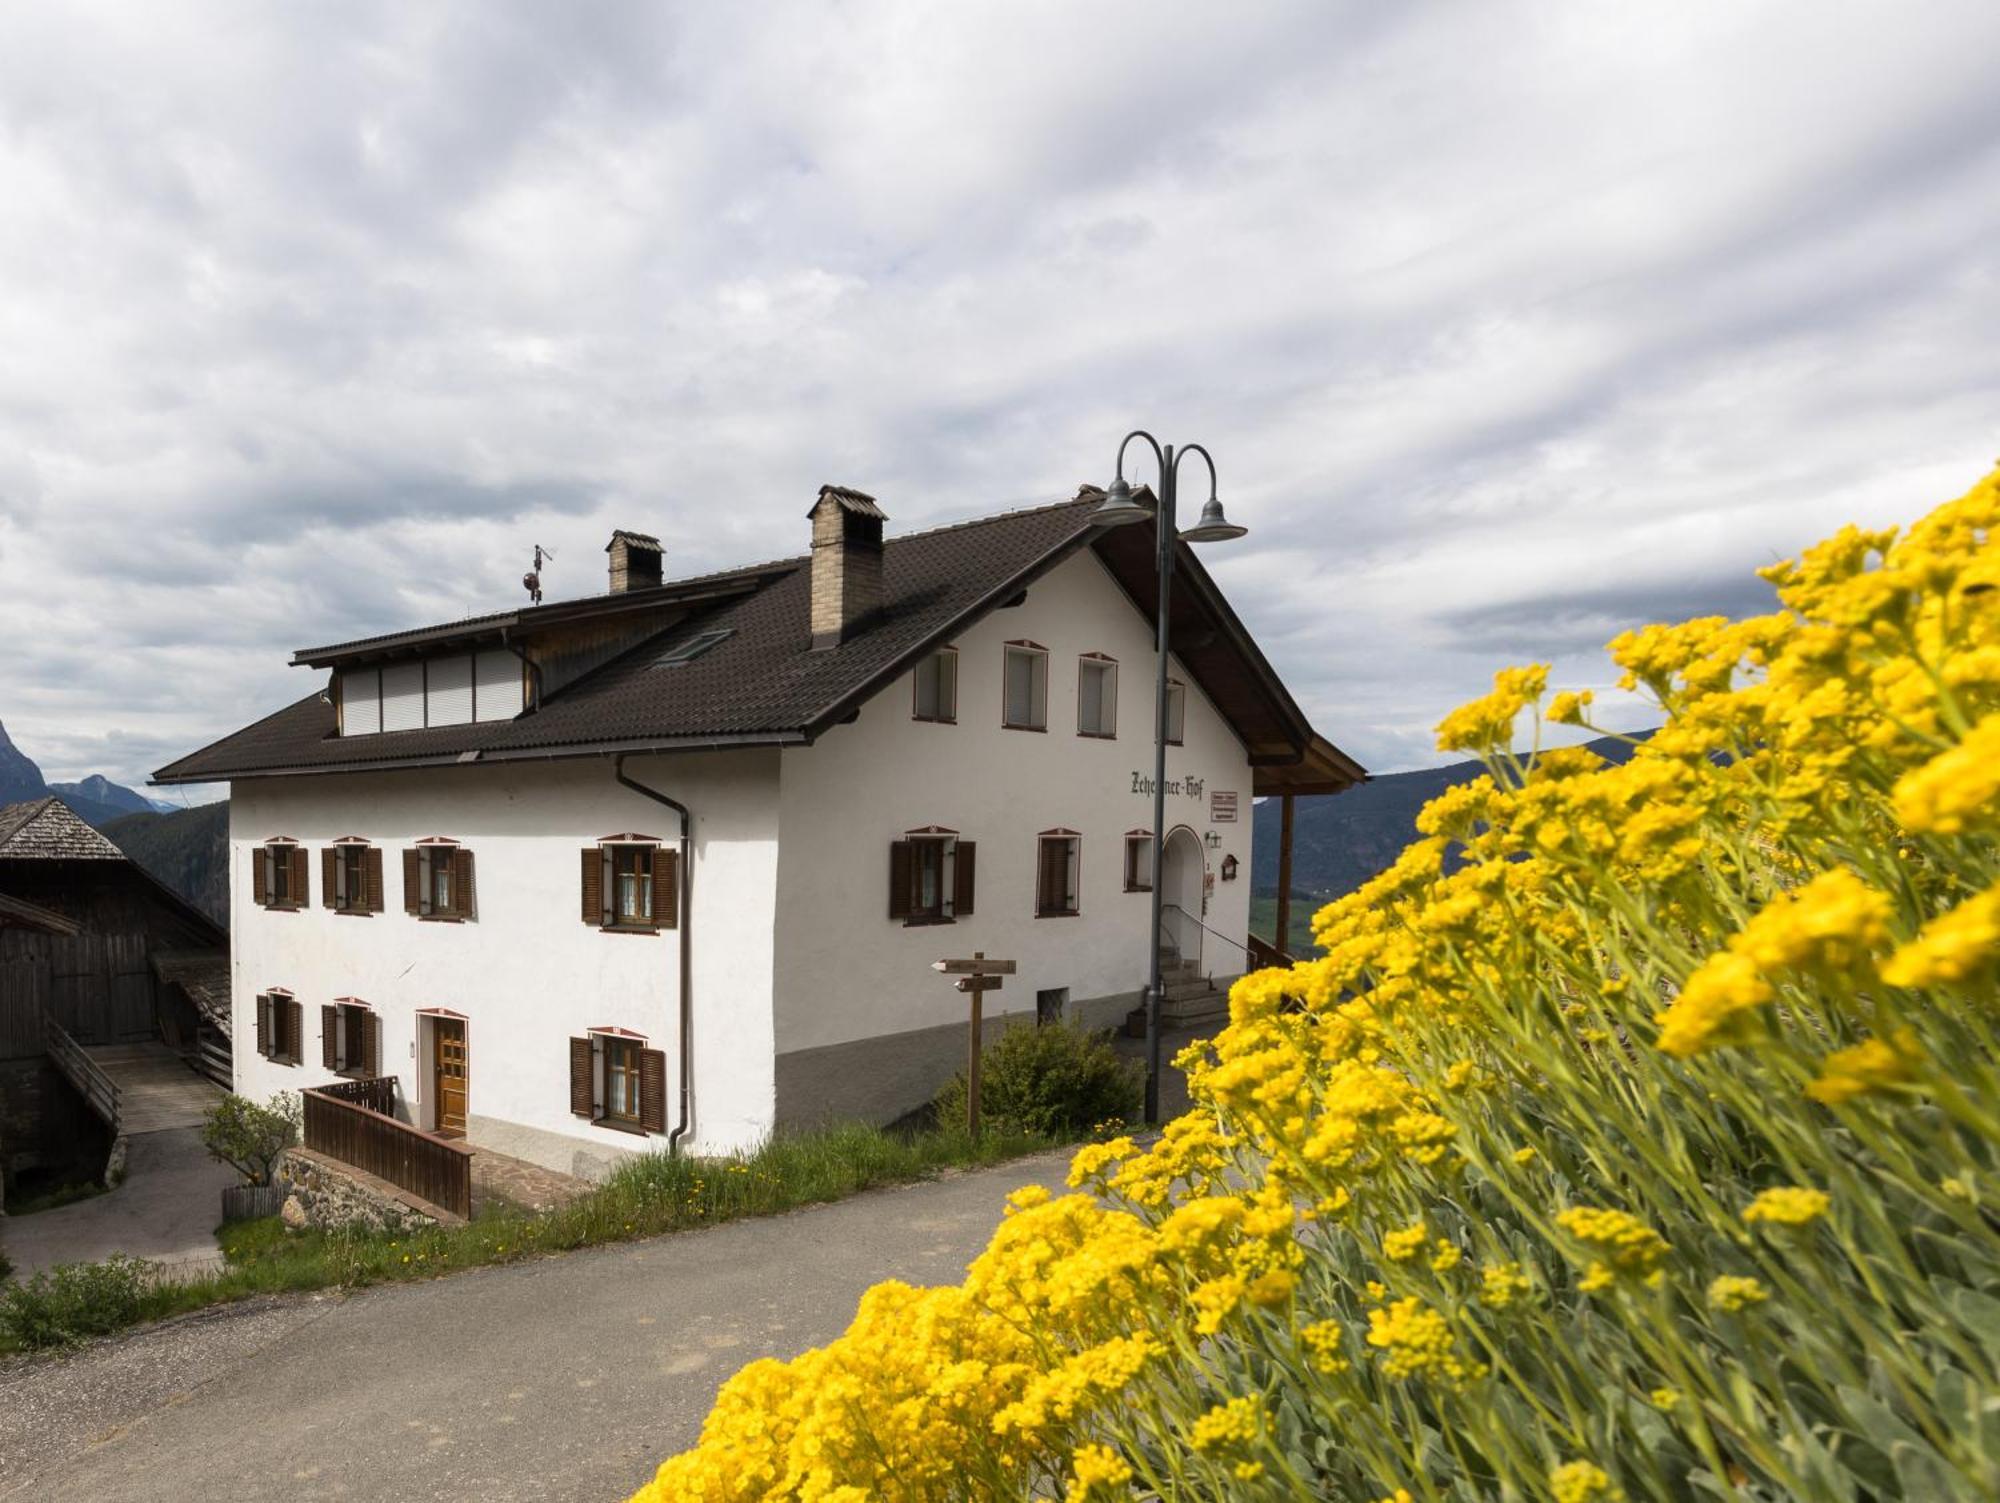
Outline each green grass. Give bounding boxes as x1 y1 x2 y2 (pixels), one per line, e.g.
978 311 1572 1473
1 1121 1056 1355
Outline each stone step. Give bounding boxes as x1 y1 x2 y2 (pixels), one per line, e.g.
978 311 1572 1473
1160 992 1229 1027
1163 977 1216 1002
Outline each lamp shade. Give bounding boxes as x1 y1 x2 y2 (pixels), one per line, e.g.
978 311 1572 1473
1090 475 1149 528
1180 495 1247 543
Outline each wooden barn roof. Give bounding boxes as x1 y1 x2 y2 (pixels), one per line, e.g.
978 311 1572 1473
0 796 125 860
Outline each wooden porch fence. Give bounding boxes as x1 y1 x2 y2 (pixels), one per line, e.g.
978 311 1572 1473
301 1082 471 1219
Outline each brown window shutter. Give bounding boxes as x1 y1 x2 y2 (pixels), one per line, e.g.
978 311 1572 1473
360 1010 381 1077
290 846 309 907
321 848 338 908
953 842 976 918
366 848 385 912
888 840 914 920
569 1036 593 1116
656 849 678 929
403 849 421 915
322 1005 338 1071
288 1000 304 1064
581 848 603 926
255 994 270 1057
252 848 269 908
639 1047 668 1134
452 849 476 919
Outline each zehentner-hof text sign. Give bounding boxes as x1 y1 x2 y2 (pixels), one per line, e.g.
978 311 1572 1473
1130 772 1205 800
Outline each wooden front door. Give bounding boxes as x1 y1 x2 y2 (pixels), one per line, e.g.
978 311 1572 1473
432 1018 468 1136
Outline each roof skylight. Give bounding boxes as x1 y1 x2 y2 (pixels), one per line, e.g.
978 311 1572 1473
653 628 734 667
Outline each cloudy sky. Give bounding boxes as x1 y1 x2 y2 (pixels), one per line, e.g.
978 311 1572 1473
3 2 1998 803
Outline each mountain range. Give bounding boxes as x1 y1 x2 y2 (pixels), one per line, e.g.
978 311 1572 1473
0 720 176 825
1249 733 1647 936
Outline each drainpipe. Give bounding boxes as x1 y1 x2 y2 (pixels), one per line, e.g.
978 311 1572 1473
613 755 694 1153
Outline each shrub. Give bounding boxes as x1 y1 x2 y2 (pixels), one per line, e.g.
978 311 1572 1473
638 469 2000 1502
201 1091 299 1186
932 1021 1141 1138
0 1255 152 1349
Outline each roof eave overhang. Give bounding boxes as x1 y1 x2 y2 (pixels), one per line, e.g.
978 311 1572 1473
291 571 793 669
151 729 813 785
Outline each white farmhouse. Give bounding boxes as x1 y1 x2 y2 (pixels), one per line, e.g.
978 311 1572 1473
156 486 1361 1179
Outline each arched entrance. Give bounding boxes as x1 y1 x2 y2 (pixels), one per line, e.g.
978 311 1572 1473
1160 826 1206 970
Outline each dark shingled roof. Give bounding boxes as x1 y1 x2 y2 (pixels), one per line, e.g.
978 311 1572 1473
0 796 126 859
156 494 1366 792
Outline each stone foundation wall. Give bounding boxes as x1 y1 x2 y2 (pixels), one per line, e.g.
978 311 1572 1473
278 1147 448 1232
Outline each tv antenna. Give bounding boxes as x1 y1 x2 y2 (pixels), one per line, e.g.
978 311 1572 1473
523 543 556 605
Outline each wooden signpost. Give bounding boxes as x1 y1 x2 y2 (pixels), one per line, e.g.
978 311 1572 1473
933 952 1015 1136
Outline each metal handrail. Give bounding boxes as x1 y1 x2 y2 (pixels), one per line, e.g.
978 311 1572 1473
1159 902 1257 969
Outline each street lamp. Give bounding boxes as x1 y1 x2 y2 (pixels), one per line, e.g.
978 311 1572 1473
1091 430 1248 1124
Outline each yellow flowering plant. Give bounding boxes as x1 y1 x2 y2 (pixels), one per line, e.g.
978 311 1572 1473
636 468 2000 1501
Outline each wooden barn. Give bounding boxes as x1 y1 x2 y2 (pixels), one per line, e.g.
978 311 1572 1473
0 796 228 1204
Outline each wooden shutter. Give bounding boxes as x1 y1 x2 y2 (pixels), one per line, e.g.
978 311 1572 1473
403 850 421 915
953 842 976 918
251 848 269 908
290 846 309 907
655 849 677 930
639 1047 668 1134
255 994 270 1057
452 849 476 920
360 1010 381 1077
321 849 338 908
888 840 914 920
581 848 603 926
569 1036 593 1116
366 848 385 912
285 1000 303 1064
322 1005 338 1070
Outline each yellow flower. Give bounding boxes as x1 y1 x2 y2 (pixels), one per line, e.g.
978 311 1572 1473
1880 887 2000 987
1479 1261 1531 1310
1548 688 1595 725
1743 1186 1831 1226
1806 1034 1918 1104
1649 1386 1682 1410
1366 1297 1487 1383
1382 1223 1428 1263
1436 663 1551 752
1551 1460 1622 1502
1188 1396 1264 1454
1893 715 2000 834
1066 1443 1132 1502
1556 1207 1669 1285
1300 1320 1350 1375
1707 1275 1771 1312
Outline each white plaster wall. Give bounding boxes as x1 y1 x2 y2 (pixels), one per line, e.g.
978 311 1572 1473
227 750 779 1162
772 549 1256 1053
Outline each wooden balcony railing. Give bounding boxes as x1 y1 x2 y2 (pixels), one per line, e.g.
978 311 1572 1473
314 1074 398 1116
301 1082 471 1220
1246 930 1295 973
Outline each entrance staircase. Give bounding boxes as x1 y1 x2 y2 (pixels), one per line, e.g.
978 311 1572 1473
1122 950 1232 1037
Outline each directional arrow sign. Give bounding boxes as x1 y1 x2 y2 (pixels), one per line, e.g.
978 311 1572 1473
955 975 1004 993
932 957 1017 975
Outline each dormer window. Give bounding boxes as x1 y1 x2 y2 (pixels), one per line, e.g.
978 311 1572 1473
337 650 521 736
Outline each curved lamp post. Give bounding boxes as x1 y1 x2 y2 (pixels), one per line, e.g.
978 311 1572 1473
1091 430 1247 1123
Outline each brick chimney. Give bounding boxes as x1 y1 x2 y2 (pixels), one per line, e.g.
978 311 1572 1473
606 530 663 593
808 485 885 649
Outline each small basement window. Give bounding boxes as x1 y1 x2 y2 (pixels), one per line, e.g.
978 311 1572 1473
654 628 734 667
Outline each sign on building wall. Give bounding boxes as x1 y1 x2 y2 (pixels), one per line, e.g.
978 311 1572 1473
1210 790 1239 822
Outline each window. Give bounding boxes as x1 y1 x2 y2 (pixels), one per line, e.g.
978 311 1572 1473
321 1001 378 1077
253 840 306 910
322 841 382 915
654 628 735 667
404 842 475 920
1003 643 1048 730
256 993 301 1066
1165 679 1187 745
1124 831 1155 893
1077 655 1117 738
887 831 975 925
581 840 678 931
603 1036 643 1124
912 648 957 723
1036 988 1068 1027
569 1032 667 1133
337 649 520 736
1036 831 1081 918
